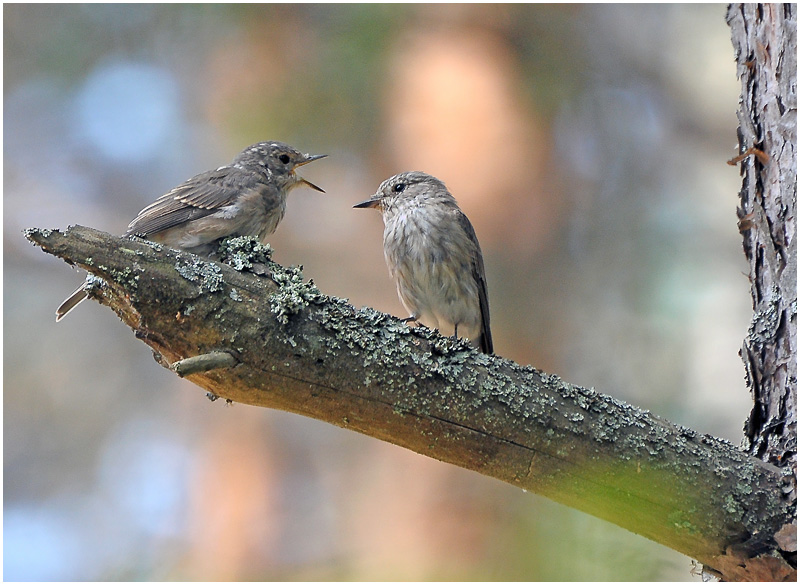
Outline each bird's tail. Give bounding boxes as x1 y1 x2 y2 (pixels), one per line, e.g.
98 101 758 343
478 330 493 355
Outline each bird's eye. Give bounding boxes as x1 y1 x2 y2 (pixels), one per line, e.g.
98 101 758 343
393 183 406 193
279 154 291 164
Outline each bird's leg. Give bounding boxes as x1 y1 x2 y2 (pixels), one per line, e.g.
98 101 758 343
400 315 419 325
452 323 459 341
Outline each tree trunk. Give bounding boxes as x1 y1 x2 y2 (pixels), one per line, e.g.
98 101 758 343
725 3 797 579
26 225 795 581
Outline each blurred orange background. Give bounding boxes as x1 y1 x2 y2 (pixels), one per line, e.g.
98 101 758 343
5 4 750 580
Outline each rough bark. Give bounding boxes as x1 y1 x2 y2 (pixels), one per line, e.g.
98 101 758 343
27 225 795 581
725 3 797 580
728 2 797 467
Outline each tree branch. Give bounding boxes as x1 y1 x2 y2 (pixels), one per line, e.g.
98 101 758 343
27 225 795 581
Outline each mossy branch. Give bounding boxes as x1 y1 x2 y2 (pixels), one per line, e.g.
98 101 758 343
27 225 795 581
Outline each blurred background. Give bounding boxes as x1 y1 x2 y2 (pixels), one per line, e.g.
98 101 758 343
5 4 751 581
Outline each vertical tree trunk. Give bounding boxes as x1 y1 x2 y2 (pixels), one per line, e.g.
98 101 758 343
726 2 796 576
727 2 796 470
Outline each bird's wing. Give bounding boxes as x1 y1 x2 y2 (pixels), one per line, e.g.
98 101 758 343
458 212 493 354
126 166 263 237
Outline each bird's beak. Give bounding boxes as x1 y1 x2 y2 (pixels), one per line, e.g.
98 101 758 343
298 177 325 193
298 153 328 166
296 153 327 192
353 197 380 209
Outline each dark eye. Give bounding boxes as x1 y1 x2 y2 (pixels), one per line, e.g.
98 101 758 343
393 183 406 193
279 154 291 164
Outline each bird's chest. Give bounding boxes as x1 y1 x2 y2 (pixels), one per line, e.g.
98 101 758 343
232 186 286 240
383 208 454 279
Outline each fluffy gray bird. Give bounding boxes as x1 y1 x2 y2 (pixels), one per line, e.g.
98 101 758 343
56 140 326 321
354 171 493 354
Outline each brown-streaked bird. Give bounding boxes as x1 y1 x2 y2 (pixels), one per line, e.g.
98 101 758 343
354 171 493 354
56 140 326 321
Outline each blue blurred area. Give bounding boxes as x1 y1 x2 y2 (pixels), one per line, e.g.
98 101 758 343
73 60 181 163
5 4 750 580
5 503 84 581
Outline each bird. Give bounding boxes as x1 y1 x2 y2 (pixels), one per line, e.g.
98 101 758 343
56 140 326 321
354 171 493 354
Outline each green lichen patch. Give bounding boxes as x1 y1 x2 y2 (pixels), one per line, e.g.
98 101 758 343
268 264 325 324
218 236 273 271
115 265 143 288
24 227 56 240
174 256 225 293
84 273 107 293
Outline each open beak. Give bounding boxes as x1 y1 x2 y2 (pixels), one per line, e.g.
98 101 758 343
353 197 380 209
298 177 325 193
296 153 327 192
